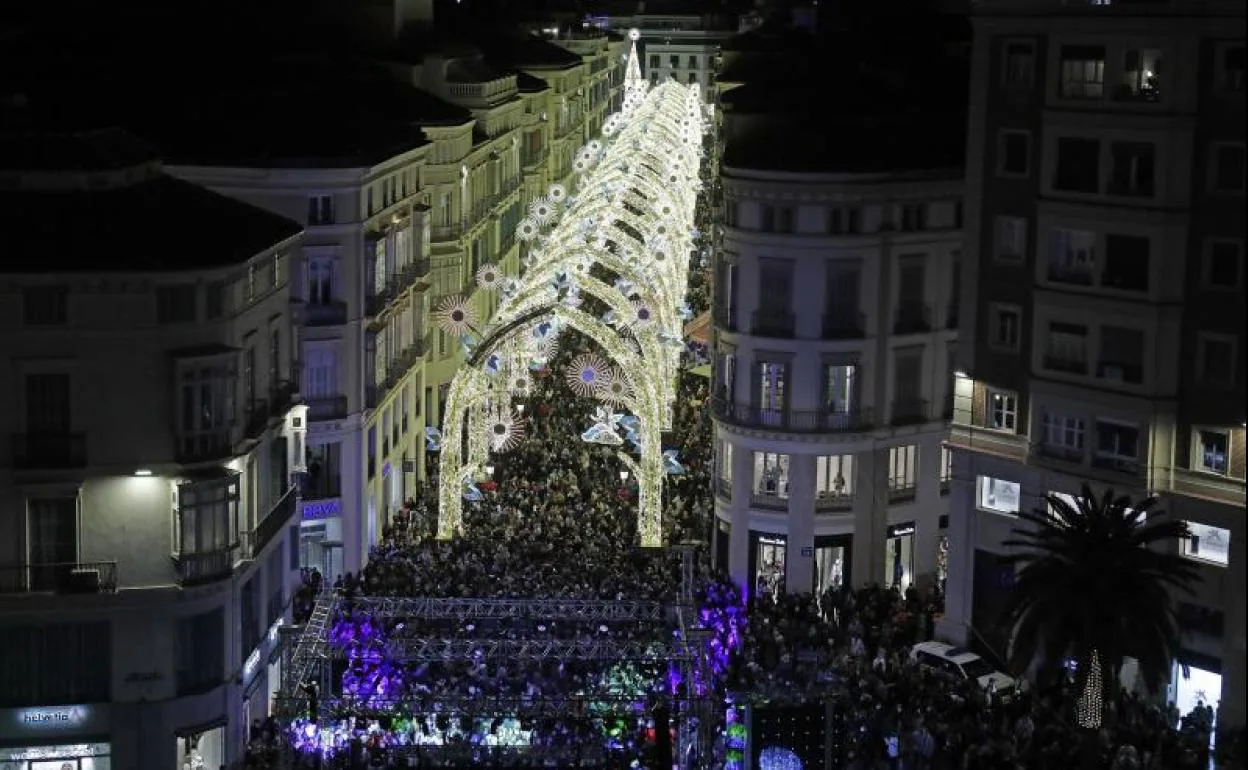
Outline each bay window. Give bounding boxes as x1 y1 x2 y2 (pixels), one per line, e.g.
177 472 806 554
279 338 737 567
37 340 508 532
174 475 240 556
177 356 237 459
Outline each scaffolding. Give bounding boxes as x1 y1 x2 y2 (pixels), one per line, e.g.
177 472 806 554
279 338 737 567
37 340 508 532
338 595 668 622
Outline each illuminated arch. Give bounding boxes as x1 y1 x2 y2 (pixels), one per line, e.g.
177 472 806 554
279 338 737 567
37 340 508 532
437 52 706 547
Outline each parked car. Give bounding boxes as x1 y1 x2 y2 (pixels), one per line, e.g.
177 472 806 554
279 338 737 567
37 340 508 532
910 641 1022 699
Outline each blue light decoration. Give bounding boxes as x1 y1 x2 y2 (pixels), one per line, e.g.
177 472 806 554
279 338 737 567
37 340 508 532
724 703 747 770
463 480 484 502
331 614 405 708
698 578 748 682
582 423 624 446
662 449 684 476
424 427 443 452
759 746 803 770
483 352 503 376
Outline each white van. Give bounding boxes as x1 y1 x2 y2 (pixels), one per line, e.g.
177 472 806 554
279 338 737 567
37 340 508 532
910 641 1021 699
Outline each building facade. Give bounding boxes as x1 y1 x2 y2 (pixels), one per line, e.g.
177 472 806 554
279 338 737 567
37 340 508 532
712 161 963 599
597 12 737 102
941 0 1246 729
0 130 307 769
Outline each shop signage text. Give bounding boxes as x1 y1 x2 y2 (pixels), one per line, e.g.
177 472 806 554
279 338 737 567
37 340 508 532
0 704 107 740
301 499 341 521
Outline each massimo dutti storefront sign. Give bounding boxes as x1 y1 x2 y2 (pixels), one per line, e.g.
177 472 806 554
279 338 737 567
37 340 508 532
0 705 109 740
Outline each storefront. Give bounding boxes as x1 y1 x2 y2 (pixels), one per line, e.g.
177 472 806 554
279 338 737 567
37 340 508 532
1170 651 1222 734
884 522 915 590
175 723 224 770
298 498 344 581
0 705 111 770
748 533 787 599
812 534 852 596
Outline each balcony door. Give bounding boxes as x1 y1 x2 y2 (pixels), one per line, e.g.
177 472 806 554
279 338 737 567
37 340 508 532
758 361 787 426
27 496 78 590
25 372 70 433
898 257 926 306
824 362 857 414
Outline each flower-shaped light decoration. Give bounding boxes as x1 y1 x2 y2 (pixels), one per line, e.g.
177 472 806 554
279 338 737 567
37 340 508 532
529 197 556 226
547 183 568 203
573 157 589 174
476 263 503 290
509 371 532 397
433 295 477 335
566 353 613 398
581 422 623 446
631 300 656 328
463 481 484 502
588 139 603 154
516 217 540 242
425 427 443 451
486 406 527 453
602 121 616 136
655 201 675 219
598 372 634 408
662 449 685 476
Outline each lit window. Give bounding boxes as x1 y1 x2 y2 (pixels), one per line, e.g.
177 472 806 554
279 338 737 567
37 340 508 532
977 476 1021 514
1194 429 1230 475
1059 45 1106 99
988 390 1018 432
1181 522 1230 565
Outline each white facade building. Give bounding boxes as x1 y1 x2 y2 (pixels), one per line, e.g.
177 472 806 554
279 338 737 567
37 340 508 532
712 158 963 598
0 129 306 770
594 12 737 102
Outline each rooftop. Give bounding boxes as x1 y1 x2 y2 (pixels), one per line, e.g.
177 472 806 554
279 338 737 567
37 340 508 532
723 117 965 175
0 132 302 273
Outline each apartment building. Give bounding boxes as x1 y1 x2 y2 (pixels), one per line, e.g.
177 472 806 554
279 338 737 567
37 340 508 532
0 128 306 770
595 10 738 101
942 0 1246 730
712 119 965 598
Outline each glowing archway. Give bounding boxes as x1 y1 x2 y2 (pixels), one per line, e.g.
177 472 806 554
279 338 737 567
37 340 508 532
435 41 706 547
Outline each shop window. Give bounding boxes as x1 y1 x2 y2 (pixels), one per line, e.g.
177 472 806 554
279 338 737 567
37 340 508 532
977 476 1021 514
756 537 786 598
1180 522 1230 565
814 544 847 595
1194 428 1230 475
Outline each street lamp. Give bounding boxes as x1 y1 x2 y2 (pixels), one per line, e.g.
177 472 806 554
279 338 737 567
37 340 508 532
619 470 630 482
485 464 495 477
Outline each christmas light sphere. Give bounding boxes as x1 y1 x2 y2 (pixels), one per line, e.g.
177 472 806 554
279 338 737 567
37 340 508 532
628 28 640 41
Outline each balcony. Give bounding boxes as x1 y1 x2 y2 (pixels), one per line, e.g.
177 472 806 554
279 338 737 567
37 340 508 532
1091 454 1142 476
888 484 917 504
270 380 300 416
750 491 787 510
0 560 118 595
821 311 866 340
522 147 549 169
891 398 930 426
176 546 237 585
243 399 270 439
176 432 233 464
243 485 299 558
712 399 873 433
1096 361 1144 385
815 493 853 512
1043 355 1088 375
431 224 463 242
712 303 737 332
893 304 932 335
11 432 87 470
751 309 795 338
303 301 347 327
305 395 349 421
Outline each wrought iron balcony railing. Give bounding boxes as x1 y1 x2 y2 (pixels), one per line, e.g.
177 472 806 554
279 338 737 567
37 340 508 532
891 398 930 426
305 395 349 421
893 303 932 334
0 560 118 594
821 311 866 339
244 485 299 559
303 301 348 327
712 399 873 433
751 309 795 338
176 546 236 585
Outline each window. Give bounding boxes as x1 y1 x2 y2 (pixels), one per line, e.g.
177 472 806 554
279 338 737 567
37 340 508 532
307 255 336 304
1197 333 1236 386
900 204 926 231
24 372 71 433
1181 522 1230 565
157 284 198 324
1107 142 1156 197
816 454 855 499
759 205 776 232
178 360 235 457
206 281 225 319
0 622 112 707
1059 45 1106 99
998 131 1031 177
1094 420 1140 467
988 390 1018 432
827 207 862 235
1205 240 1243 289
687 55 698 69
824 362 857 414
669 55 679 68
1046 322 1088 373
995 216 1028 262
977 476 1021 514
687 72 698 85
753 452 790 498
989 304 1021 352
776 207 794 233
1054 138 1101 193
649 55 659 70
1043 413 1085 452
22 285 68 326
1194 429 1230 475
1002 40 1035 88
175 476 240 556
1102 234 1150 291
1218 45 1245 93
269 327 282 389
940 447 953 488
758 361 787 418
757 258 794 312
307 194 334 226
1098 326 1145 384
1117 48 1162 102
305 442 343 498
176 608 225 696
1211 144 1246 193
303 348 338 402
1048 228 1097 285
26 496 78 573
888 445 918 494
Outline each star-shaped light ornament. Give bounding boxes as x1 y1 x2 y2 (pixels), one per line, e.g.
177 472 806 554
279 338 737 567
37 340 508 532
566 354 613 398
476 264 503 290
485 406 527 453
433 295 477 336
598 373 634 408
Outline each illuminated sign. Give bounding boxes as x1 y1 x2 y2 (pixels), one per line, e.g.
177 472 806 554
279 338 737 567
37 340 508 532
21 707 86 728
0 705 107 740
300 499 341 521
888 523 916 538
243 649 261 683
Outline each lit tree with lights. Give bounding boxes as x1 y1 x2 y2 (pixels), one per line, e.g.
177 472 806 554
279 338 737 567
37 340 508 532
999 485 1197 762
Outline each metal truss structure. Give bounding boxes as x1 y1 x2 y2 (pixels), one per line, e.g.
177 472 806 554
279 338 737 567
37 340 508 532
382 636 688 662
275 694 655 720
345 595 668 623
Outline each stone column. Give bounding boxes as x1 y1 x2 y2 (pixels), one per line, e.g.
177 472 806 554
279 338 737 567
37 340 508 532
729 440 753 591
785 453 817 594
935 448 975 647
1221 527 1247 728
913 431 945 587
851 447 891 588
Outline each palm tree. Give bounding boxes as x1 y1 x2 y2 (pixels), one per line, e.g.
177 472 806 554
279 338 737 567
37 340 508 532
999 485 1199 733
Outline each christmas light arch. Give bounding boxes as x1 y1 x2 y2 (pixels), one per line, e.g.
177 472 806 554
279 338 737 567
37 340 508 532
436 42 706 548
